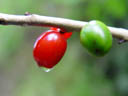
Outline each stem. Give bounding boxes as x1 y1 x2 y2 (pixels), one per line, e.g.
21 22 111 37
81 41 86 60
0 13 128 40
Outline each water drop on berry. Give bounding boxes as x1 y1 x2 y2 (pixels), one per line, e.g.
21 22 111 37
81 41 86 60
42 67 53 72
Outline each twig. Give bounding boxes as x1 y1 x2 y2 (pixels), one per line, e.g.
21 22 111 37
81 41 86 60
118 39 126 44
0 13 128 40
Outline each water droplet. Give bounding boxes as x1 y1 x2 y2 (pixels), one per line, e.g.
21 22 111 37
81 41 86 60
41 67 53 72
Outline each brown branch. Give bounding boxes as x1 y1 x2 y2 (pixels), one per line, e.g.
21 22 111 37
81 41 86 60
0 13 128 40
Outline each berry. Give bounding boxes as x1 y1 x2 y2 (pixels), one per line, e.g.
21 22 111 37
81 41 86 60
80 20 112 56
62 32 72 39
33 29 67 68
50 27 72 39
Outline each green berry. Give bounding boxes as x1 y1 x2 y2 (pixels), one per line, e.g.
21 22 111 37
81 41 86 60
80 20 112 56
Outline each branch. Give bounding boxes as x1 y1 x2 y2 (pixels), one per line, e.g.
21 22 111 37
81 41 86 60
0 13 128 40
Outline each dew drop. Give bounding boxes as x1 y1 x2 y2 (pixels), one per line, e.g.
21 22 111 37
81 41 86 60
41 67 53 72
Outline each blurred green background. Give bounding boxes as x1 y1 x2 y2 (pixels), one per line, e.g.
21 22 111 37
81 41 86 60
0 0 128 96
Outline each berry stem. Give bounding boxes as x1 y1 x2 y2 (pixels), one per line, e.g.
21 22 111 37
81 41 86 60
0 13 128 40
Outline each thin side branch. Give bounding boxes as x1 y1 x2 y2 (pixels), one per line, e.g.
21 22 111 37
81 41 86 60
0 13 128 40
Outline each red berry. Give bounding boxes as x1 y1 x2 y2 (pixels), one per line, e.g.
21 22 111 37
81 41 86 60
62 32 72 39
50 27 72 39
33 29 67 68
